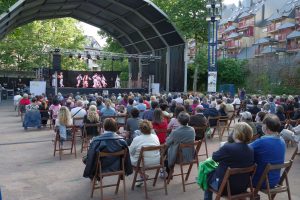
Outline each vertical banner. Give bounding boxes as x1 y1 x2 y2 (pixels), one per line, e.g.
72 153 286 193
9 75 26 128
207 72 217 93
30 81 46 96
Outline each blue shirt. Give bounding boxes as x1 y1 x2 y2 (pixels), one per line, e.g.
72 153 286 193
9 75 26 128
142 109 154 121
249 135 285 188
100 107 116 117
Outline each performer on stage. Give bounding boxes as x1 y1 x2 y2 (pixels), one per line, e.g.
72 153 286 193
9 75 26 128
92 73 98 88
57 72 64 87
101 74 107 88
83 74 90 88
76 74 83 88
97 75 103 88
115 75 120 88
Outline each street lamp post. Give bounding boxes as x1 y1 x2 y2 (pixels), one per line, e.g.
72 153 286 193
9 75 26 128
206 0 222 93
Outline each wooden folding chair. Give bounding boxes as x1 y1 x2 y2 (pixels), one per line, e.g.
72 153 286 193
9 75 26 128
218 116 229 141
285 111 294 120
209 164 257 200
193 126 209 159
81 123 101 152
208 116 220 139
53 126 77 160
227 111 236 125
167 141 201 192
254 161 293 200
73 117 85 140
90 149 127 200
131 145 168 199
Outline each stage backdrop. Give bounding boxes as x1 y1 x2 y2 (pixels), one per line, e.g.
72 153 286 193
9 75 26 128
50 70 121 88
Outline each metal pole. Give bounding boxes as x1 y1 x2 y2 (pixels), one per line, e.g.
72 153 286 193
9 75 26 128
184 43 188 93
166 47 171 92
54 71 58 95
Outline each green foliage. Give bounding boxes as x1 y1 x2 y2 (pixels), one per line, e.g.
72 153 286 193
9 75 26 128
152 0 208 43
0 18 86 70
0 0 17 13
217 58 248 87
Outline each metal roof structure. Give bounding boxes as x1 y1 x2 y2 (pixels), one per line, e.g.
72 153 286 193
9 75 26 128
0 0 185 54
287 30 300 39
278 22 296 30
0 0 187 92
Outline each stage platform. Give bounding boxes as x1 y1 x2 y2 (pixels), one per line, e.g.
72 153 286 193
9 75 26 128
47 87 147 96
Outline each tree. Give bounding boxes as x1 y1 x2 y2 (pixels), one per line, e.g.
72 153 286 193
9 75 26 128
0 18 86 70
152 0 208 91
217 58 248 87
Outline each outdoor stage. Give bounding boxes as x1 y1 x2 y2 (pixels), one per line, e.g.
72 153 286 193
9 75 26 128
46 87 147 96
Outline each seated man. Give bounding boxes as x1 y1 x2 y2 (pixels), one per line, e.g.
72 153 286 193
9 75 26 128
250 115 286 189
203 102 220 127
71 100 87 127
189 105 208 140
142 101 159 121
83 118 133 179
165 112 195 176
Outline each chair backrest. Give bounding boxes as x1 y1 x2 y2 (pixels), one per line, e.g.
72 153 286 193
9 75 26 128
255 161 293 193
73 117 84 127
137 145 166 169
98 149 127 174
178 141 201 164
192 126 208 140
207 116 219 127
83 123 101 136
218 165 257 198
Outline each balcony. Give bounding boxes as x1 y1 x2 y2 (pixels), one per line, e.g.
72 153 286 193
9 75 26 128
238 20 254 29
296 9 300 19
267 24 280 33
278 34 287 42
226 41 241 49
287 43 300 52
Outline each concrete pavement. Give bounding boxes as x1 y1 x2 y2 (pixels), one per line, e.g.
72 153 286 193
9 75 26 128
0 100 299 200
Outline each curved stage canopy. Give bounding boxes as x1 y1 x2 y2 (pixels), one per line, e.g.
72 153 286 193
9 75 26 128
0 0 187 92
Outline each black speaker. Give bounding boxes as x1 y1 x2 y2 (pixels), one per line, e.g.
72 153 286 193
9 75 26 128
149 60 156 75
131 62 139 80
142 64 149 79
53 54 61 71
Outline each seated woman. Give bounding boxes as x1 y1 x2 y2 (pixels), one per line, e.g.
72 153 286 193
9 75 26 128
204 122 254 200
100 99 116 117
167 105 185 132
39 100 49 127
83 105 100 137
129 120 160 181
152 108 168 144
255 111 267 138
55 106 73 141
83 118 132 179
126 108 142 144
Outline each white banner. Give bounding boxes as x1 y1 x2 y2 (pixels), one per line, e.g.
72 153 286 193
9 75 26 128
151 83 160 95
207 71 217 93
30 81 46 96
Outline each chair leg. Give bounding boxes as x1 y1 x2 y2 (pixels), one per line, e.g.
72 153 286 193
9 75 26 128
167 168 174 184
180 164 186 192
143 170 148 199
153 168 159 187
185 163 193 181
204 139 208 158
115 175 121 194
90 176 96 198
53 135 57 157
100 176 104 200
59 140 62 160
163 169 168 195
131 169 139 190
123 174 127 200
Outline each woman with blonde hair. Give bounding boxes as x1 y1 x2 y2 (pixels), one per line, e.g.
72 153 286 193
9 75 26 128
203 122 254 200
55 106 72 141
84 105 100 137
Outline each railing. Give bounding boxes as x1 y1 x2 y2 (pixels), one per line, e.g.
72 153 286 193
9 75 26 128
238 20 254 28
267 23 280 32
278 34 287 41
287 43 300 50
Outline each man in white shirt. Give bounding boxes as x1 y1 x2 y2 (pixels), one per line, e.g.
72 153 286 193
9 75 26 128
231 95 241 107
71 100 87 127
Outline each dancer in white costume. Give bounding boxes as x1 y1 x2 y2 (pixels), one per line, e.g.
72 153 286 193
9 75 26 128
115 75 120 88
83 75 90 88
101 75 107 88
92 73 98 88
76 74 83 88
57 72 64 87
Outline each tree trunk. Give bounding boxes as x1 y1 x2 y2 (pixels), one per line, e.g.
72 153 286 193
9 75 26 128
192 66 198 92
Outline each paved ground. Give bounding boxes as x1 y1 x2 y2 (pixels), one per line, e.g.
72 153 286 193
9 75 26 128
0 100 299 200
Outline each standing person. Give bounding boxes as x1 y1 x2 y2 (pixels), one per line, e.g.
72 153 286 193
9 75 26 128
250 115 286 190
51 73 57 87
152 108 168 144
57 72 64 87
101 74 107 88
115 75 120 88
82 75 90 88
39 100 49 127
76 74 83 88
92 73 98 88
49 98 61 126
13 92 22 111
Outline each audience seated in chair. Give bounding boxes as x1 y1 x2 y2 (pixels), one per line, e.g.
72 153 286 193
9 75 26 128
152 108 168 144
55 106 73 141
83 118 133 180
167 105 185 132
249 115 286 190
165 112 195 176
129 120 160 182
71 100 87 127
83 105 100 137
188 106 208 140
204 122 254 200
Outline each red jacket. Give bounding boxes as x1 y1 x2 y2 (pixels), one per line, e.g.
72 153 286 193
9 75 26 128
152 118 168 144
19 98 31 106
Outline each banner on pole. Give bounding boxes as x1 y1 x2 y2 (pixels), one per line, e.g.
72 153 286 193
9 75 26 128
207 71 217 93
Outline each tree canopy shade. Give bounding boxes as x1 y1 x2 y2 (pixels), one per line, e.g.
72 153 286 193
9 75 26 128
0 0 187 92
